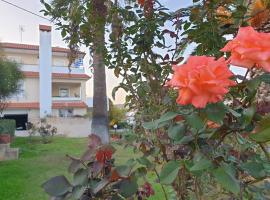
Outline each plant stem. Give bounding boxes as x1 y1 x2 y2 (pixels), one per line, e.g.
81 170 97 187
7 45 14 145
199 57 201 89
154 168 169 200
259 143 270 162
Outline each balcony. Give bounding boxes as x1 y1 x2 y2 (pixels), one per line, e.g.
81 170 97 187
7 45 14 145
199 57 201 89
52 82 82 101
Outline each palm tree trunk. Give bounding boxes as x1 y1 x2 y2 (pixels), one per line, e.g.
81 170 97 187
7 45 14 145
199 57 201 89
90 0 109 143
91 49 109 143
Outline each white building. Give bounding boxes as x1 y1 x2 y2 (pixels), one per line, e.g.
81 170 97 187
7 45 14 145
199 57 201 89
1 25 91 135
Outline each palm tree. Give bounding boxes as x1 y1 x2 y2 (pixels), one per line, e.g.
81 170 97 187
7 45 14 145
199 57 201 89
41 0 121 143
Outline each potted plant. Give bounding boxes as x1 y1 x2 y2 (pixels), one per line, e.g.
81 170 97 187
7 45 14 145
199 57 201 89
0 126 11 144
0 119 16 144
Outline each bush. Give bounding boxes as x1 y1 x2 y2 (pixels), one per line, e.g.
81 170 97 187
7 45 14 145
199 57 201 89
26 119 57 144
0 119 16 136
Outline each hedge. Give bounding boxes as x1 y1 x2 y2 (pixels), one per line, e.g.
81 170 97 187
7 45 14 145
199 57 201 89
0 119 16 136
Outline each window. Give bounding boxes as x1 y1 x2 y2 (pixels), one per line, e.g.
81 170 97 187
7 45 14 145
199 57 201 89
59 109 73 117
10 80 24 99
59 88 69 97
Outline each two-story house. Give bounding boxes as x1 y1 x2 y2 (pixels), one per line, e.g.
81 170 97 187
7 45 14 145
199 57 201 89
1 25 90 131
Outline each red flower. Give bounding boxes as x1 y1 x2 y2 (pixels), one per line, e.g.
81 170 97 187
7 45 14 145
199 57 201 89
221 26 270 72
143 182 155 197
167 56 235 108
138 0 145 6
96 149 113 164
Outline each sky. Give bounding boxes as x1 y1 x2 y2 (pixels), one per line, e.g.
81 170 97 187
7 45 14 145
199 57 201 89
0 0 192 104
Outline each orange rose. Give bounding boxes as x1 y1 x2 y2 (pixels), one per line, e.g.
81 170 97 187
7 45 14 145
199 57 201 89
221 26 270 72
167 56 235 108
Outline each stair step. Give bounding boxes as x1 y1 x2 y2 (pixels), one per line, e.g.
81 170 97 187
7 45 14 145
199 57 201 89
0 143 10 152
0 149 5 161
4 148 19 160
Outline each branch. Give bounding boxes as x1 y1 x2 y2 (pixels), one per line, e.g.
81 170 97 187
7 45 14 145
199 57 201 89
154 168 169 200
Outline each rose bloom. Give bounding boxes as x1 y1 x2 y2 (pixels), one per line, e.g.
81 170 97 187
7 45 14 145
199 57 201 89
221 26 270 72
168 56 235 108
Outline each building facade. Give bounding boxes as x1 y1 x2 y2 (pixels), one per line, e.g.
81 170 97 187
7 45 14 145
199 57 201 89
1 25 90 131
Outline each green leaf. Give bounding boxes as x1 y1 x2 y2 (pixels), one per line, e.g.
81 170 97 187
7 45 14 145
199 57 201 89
190 157 213 172
142 120 159 130
42 176 71 197
205 103 226 124
186 113 204 130
242 106 256 126
92 179 109 194
143 112 178 130
168 123 185 141
241 162 266 179
257 73 270 84
228 108 241 118
73 168 88 186
119 179 138 198
68 159 82 174
160 161 181 185
72 186 85 199
158 112 178 123
213 166 240 194
176 135 194 144
116 165 131 177
137 157 153 168
249 127 270 143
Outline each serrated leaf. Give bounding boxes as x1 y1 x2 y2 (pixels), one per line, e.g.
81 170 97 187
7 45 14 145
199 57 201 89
137 156 153 168
168 123 185 141
176 135 194 144
241 162 266 179
160 161 181 185
92 179 109 194
119 179 138 198
190 157 213 172
72 186 85 199
213 166 240 194
242 106 256 126
116 165 131 177
205 103 226 124
158 112 178 123
68 159 82 174
42 176 71 197
249 127 270 143
142 120 159 130
186 113 204 130
73 169 88 186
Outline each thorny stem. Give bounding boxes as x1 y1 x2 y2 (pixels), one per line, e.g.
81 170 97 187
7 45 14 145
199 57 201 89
259 143 270 162
154 168 169 200
194 177 201 200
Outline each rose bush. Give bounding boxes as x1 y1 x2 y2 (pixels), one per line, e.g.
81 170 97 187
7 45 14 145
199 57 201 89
42 1 270 199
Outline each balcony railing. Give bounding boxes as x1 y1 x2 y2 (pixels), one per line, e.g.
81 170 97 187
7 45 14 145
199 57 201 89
52 96 81 101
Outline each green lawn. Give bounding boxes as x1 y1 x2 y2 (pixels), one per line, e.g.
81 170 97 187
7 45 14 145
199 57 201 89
0 137 169 200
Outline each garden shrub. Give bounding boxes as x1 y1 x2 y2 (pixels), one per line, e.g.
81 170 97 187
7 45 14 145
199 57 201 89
41 0 270 199
0 119 16 136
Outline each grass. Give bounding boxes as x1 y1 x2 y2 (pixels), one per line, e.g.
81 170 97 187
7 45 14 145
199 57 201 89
0 137 168 200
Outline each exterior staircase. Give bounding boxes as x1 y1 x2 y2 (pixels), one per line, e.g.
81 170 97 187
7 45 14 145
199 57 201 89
0 143 19 161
